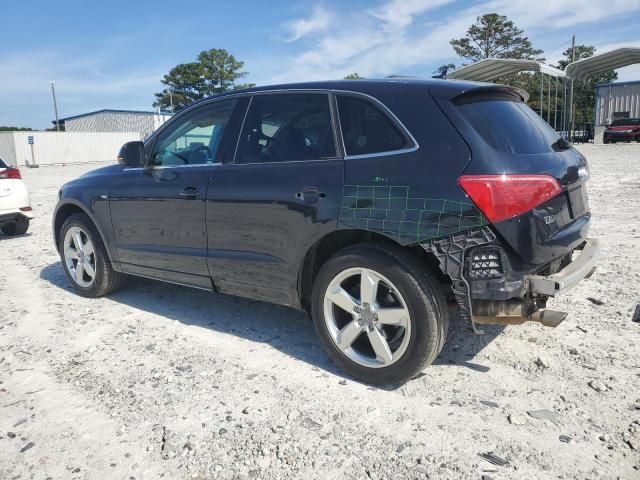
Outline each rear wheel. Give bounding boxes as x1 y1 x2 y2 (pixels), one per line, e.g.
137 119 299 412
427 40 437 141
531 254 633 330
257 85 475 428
311 244 447 385
59 213 125 297
0 217 29 236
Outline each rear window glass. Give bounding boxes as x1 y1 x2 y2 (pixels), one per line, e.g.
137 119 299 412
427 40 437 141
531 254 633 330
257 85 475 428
0 158 7 168
456 96 560 154
611 118 640 126
337 95 411 156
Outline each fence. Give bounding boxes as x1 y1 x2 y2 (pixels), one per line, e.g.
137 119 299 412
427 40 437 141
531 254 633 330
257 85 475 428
0 131 142 167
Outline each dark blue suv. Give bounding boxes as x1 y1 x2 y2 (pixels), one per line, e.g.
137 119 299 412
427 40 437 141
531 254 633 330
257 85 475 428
53 79 599 384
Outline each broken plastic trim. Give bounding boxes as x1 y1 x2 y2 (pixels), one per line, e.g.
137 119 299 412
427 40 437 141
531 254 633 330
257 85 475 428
421 226 496 334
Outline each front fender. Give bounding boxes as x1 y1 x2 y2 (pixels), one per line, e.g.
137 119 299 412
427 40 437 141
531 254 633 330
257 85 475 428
53 197 120 268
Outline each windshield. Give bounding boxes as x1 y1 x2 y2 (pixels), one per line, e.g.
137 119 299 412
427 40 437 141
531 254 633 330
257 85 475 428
456 95 561 154
610 118 640 126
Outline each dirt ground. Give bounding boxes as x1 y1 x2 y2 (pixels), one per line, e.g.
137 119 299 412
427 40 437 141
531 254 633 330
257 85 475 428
1 144 639 480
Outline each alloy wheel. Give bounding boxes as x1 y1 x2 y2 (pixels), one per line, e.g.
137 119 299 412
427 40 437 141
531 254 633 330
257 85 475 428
323 267 411 368
63 226 97 288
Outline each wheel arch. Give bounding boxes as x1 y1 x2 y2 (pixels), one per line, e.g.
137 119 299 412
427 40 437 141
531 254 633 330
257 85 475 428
297 228 451 312
53 200 116 264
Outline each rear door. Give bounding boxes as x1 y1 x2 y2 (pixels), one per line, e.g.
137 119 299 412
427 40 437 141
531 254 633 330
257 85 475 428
205 91 343 306
109 99 238 288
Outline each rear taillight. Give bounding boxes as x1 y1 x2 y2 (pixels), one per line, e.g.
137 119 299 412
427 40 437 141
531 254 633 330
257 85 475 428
458 174 562 223
0 168 21 180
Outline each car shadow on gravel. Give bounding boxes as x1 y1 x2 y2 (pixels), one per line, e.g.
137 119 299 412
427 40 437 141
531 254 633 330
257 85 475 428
0 232 32 240
40 262 503 386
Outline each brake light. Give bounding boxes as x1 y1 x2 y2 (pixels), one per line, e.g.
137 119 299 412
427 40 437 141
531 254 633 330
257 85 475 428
458 174 562 223
0 167 21 180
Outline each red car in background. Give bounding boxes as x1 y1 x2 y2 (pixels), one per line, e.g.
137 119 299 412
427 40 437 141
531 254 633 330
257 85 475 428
603 118 640 143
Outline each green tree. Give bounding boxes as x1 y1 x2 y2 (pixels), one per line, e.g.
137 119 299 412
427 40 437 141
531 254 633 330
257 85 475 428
432 63 455 78
197 48 252 95
154 49 254 111
557 45 618 125
450 14 552 125
0 126 34 131
344 73 364 79
450 13 543 63
154 62 207 111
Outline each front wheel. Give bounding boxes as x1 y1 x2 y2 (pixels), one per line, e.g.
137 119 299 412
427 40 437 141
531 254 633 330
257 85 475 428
311 244 448 385
59 213 125 297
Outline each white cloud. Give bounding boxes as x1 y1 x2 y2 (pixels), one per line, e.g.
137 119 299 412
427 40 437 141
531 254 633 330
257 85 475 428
486 0 640 29
271 0 640 82
282 6 331 42
369 0 455 32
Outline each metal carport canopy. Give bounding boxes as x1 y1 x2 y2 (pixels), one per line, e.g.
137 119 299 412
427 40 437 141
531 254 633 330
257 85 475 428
565 47 640 83
447 58 566 82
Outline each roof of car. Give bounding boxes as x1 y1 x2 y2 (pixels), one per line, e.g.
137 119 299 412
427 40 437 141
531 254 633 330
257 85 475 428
195 78 506 104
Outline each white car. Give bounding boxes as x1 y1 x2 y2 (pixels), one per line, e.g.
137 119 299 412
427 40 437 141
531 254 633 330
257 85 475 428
0 158 33 236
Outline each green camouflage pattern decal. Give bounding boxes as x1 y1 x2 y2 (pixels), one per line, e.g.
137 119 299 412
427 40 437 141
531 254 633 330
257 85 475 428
339 184 487 242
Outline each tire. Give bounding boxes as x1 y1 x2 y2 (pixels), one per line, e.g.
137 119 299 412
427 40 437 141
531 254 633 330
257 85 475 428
311 243 448 385
59 212 126 297
0 217 29 236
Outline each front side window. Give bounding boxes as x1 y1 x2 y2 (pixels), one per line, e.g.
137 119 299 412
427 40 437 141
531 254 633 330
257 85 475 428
337 95 410 156
236 93 336 164
150 99 237 167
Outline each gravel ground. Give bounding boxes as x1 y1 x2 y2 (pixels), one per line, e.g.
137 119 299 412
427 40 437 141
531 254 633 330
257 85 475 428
1 144 639 480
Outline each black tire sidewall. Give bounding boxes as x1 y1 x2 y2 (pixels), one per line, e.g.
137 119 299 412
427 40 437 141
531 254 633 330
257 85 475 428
59 214 109 297
311 245 442 385
1 218 28 236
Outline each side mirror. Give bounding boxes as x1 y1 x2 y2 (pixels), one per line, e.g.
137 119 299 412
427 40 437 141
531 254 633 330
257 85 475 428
117 141 145 167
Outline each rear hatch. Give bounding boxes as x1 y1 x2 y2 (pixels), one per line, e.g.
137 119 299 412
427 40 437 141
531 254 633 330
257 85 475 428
434 88 590 266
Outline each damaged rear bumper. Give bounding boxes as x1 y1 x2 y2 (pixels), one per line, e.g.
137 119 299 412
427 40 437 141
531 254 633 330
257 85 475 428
423 228 600 332
527 238 600 297
473 238 600 328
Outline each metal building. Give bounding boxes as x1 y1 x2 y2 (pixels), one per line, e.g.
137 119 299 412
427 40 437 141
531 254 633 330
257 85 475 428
54 109 171 138
594 80 640 126
0 131 141 167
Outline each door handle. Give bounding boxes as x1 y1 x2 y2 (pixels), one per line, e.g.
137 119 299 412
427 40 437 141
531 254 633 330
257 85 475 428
179 187 200 198
295 187 326 204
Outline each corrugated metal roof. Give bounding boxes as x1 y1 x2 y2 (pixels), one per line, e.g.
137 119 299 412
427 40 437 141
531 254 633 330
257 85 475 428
54 109 163 124
447 58 566 82
566 47 640 83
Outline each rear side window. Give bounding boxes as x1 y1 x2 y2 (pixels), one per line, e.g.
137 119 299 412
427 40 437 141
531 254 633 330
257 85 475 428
0 158 7 169
456 95 560 154
337 95 411 156
236 93 336 164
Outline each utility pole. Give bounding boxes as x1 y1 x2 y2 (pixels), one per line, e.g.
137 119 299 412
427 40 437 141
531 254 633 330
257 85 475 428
169 91 174 113
50 81 60 131
568 35 576 141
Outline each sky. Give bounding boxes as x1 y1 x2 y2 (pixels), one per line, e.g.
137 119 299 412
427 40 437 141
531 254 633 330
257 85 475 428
1 0 639 129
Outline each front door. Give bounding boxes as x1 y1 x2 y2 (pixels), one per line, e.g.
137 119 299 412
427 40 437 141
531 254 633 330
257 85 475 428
205 92 343 306
109 98 238 289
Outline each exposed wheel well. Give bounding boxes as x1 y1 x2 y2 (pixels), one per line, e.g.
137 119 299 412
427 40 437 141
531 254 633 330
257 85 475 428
298 229 451 312
54 204 86 248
